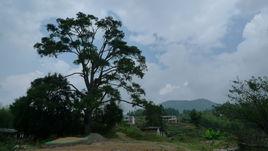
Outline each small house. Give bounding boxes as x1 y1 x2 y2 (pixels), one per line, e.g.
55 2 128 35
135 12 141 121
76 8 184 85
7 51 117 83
123 115 135 125
162 115 178 124
0 128 18 138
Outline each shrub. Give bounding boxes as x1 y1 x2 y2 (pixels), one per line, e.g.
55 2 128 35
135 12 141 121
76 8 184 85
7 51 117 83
117 124 144 139
0 107 13 128
0 137 16 151
203 129 221 140
189 109 201 126
91 102 123 134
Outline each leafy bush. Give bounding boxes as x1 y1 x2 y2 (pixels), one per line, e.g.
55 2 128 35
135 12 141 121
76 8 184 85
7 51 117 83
203 129 221 140
200 111 239 131
189 109 201 126
117 124 166 141
0 137 16 151
91 102 123 134
117 124 144 139
0 107 13 128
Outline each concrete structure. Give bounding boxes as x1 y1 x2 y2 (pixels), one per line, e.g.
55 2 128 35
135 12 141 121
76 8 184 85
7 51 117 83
123 115 135 125
162 115 178 124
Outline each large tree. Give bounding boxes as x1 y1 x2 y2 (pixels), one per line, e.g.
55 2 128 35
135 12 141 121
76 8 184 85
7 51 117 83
221 76 268 135
144 102 164 127
34 12 147 133
10 74 83 138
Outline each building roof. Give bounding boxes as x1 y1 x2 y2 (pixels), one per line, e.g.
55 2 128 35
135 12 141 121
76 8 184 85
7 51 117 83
0 128 18 133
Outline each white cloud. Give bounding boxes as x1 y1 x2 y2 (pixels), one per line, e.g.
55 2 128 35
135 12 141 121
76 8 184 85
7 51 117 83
0 71 44 105
129 34 156 45
41 59 71 74
159 84 180 95
183 81 189 87
141 9 268 103
1 0 268 107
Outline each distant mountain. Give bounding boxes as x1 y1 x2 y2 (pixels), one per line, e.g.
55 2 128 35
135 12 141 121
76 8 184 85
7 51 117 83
161 98 218 112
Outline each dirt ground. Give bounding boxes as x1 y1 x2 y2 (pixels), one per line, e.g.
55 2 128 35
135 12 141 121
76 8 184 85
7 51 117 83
36 140 179 151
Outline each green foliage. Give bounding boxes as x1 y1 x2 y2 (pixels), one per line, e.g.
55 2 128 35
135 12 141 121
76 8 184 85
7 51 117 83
165 123 202 141
0 107 13 128
34 12 147 110
117 124 166 141
10 74 83 138
203 129 221 140
117 124 144 139
217 76 268 135
165 123 236 151
200 111 239 132
189 109 201 126
0 137 16 151
144 102 164 127
34 12 148 134
91 102 123 134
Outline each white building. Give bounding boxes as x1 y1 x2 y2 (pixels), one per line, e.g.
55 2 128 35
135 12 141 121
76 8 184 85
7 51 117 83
162 115 178 124
123 115 135 125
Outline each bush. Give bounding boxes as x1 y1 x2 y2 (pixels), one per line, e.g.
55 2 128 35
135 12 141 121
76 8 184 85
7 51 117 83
0 137 16 151
189 109 201 126
117 124 144 139
200 111 238 131
91 102 123 134
203 129 221 140
117 124 166 141
0 107 13 128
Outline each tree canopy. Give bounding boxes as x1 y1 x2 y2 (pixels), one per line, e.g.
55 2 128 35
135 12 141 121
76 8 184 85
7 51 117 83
10 74 83 138
34 12 147 133
0 107 13 128
144 102 164 127
217 76 268 135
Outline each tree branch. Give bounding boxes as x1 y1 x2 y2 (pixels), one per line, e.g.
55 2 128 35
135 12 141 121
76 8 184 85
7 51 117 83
64 72 83 78
68 83 85 96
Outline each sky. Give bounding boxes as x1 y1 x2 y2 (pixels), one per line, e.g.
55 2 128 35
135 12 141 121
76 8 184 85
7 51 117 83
1 0 268 107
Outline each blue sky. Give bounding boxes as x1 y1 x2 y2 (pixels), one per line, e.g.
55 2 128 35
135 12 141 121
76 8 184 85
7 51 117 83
1 0 268 107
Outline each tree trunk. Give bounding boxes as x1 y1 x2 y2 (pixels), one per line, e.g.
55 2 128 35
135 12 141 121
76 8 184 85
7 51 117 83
84 109 92 135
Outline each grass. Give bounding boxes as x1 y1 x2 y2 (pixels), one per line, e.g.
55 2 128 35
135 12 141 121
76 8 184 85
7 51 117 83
0 136 17 151
165 122 237 151
116 122 236 151
116 123 167 142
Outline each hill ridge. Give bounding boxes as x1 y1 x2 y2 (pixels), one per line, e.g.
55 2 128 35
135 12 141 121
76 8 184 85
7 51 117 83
161 98 217 112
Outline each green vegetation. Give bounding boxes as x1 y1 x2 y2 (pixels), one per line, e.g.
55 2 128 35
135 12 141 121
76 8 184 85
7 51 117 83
117 124 166 142
34 12 148 134
91 101 123 134
215 76 268 147
10 74 83 138
0 106 13 128
144 102 164 127
165 122 236 151
189 109 202 126
0 137 16 151
203 129 221 140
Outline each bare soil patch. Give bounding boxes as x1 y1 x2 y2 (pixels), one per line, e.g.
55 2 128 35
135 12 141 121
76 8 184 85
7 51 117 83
36 139 179 151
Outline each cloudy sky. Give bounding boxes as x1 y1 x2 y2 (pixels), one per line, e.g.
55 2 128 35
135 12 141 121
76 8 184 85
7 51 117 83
1 0 268 106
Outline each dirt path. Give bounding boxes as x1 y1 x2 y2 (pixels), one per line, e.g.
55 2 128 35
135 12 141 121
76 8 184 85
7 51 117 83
36 139 179 151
